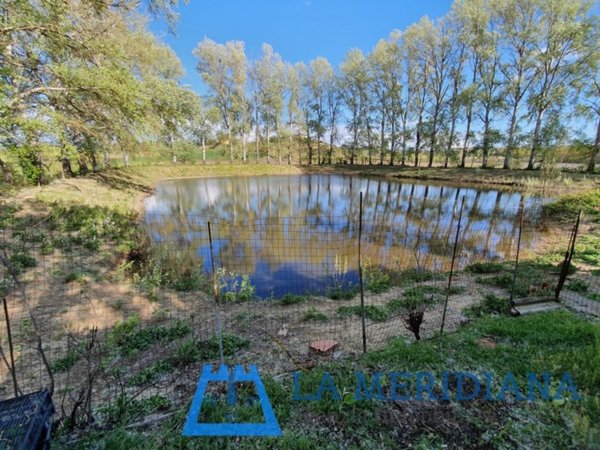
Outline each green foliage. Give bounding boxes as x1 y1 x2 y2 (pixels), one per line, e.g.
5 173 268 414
64 271 86 284
465 261 504 274
326 285 358 300
51 349 81 373
364 262 392 293
107 315 191 356
279 293 308 305
337 305 389 322
543 188 600 223
9 252 36 271
463 293 510 318
567 279 589 293
394 268 442 285
100 395 170 425
574 233 600 267
217 269 256 302
302 307 328 322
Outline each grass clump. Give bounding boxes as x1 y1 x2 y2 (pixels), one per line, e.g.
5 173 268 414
364 262 392 293
465 261 504 274
107 315 191 356
64 271 86 284
51 349 81 373
463 293 510 318
337 305 389 322
279 294 308 305
567 279 589 293
327 285 358 300
303 307 328 322
394 268 442 286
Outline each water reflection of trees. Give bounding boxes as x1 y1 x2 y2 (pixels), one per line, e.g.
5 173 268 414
144 175 542 286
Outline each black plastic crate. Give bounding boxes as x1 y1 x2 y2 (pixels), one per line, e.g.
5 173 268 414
0 390 54 450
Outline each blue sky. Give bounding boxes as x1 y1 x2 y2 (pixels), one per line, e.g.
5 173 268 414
150 0 454 94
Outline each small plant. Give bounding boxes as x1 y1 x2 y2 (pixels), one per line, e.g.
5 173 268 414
279 293 308 305
465 261 504 274
363 259 392 293
218 269 256 302
463 293 510 318
567 279 589 293
395 268 441 285
326 285 358 300
64 271 86 284
337 305 389 322
303 307 328 322
51 348 81 373
10 252 36 271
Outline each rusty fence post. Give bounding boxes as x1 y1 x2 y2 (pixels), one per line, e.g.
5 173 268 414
207 221 224 365
358 192 367 354
555 211 582 301
509 199 525 311
440 196 465 335
2 297 19 397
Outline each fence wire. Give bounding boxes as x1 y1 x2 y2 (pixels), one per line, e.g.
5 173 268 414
0 199 595 428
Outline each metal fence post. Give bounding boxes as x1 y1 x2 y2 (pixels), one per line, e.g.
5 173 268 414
440 196 465 335
2 297 19 397
358 192 367 354
509 199 525 311
207 221 224 365
555 211 582 301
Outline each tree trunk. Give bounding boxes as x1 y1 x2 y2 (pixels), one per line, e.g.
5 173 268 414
306 116 312 165
379 116 385 165
401 118 408 166
528 108 544 170
503 103 519 170
228 127 233 163
242 132 247 163
276 122 281 164
266 124 270 164
415 114 422 168
79 156 89 175
61 157 74 178
202 136 206 164
91 154 99 172
255 111 260 163
588 117 600 174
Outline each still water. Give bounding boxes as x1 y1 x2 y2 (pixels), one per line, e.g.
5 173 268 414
144 175 544 297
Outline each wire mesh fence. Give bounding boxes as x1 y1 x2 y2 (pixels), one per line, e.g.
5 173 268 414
0 196 595 429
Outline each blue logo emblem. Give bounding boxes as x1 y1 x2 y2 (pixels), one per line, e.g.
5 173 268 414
183 364 282 437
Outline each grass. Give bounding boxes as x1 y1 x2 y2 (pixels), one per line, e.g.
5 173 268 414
465 261 505 274
337 305 389 322
279 293 309 305
463 293 510 318
57 310 600 449
302 307 328 322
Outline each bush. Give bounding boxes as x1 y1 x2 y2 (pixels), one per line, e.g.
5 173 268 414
465 261 504 274
280 294 308 305
337 305 389 322
303 307 328 322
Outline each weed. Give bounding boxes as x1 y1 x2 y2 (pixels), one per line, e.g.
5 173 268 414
567 279 589 293
217 269 256 302
303 307 328 322
100 394 169 425
51 349 81 373
129 360 173 387
364 260 392 293
465 261 504 274
463 293 510 318
9 252 36 271
64 271 86 284
337 305 389 322
279 293 308 305
327 285 358 300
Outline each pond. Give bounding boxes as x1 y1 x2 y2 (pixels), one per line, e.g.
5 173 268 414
144 174 544 298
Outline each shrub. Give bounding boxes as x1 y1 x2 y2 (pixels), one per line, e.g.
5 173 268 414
337 305 389 322
280 294 308 305
465 261 504 274
364 262 392 293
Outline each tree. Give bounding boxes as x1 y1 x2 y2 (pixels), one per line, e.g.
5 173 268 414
403 20 430 167
249 44 285 164
368 31 403 165
495 0 539 169
422 18 453 167
452 0 489 168
285 64 301 164
0 0 194 182
340 49 370 164
193 39 246 164
526 0 593 170
308 58 333 164
324 68 342 164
